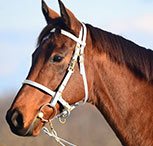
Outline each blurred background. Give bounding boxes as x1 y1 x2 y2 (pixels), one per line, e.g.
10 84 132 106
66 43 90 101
0 0 153 146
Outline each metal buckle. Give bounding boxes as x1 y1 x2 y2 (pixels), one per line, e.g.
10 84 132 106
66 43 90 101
37 103 57 123
68 59 77 71
58 109 71 124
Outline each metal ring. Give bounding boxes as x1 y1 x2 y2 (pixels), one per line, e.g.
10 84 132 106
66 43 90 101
58 109 71 124
38 103 57 122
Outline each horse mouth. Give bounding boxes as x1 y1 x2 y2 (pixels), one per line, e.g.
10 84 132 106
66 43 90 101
6 111 44 137
6 104 56 137
18 119 44 136
24 110 56 136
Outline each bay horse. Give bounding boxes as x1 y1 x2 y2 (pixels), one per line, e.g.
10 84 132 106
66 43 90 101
6 0 153 146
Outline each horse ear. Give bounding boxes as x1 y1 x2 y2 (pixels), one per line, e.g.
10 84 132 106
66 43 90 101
58 0 80 31
42 0 59 24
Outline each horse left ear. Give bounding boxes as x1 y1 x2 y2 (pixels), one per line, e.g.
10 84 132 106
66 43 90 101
58 0 80 32
42 0 59 24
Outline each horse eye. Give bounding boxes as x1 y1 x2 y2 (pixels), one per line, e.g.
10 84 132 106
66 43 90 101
52 55 63 63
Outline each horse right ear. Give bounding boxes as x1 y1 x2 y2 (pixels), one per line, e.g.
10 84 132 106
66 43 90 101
42 0 59 24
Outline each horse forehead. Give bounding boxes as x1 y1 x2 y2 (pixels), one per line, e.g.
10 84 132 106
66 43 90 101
53 34 75 50
38 29 75 55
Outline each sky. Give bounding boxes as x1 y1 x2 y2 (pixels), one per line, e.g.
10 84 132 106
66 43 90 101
0 0 153 97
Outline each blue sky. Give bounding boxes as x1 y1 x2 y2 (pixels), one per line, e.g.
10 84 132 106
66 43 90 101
0 0 153 97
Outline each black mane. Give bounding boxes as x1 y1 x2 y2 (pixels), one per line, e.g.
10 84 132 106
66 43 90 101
87 24 153 83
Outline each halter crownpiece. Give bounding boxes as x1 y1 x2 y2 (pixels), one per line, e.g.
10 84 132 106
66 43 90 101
23 22 88 122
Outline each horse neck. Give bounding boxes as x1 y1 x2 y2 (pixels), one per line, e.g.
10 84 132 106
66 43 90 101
89 51 153 146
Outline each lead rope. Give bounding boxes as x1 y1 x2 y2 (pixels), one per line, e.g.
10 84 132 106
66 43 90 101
43 122 77 146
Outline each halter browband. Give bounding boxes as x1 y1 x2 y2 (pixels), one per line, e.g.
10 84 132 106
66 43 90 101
23 23 88 121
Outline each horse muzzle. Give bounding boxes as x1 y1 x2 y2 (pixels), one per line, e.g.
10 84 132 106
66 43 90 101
6 108 43 136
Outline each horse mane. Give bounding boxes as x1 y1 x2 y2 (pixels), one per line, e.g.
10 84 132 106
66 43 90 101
86 24 153 83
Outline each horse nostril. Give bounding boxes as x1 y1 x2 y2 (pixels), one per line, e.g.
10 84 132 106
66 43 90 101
12 110 23 128
7 109 24 129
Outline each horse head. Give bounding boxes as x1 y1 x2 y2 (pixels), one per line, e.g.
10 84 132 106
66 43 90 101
6 0 93 136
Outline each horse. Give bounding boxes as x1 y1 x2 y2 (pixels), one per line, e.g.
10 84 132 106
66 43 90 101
6 0 153 146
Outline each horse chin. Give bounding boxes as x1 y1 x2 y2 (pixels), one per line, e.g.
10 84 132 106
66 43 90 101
25 118 44 137
27 109 55 136
31 122 44 136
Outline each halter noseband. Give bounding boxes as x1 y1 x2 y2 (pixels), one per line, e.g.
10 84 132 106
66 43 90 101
23 23 88 122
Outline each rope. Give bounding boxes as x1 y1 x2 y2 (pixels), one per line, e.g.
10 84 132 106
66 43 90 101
42 122 77 146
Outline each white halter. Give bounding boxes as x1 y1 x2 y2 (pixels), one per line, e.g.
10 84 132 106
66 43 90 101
23 23 88 122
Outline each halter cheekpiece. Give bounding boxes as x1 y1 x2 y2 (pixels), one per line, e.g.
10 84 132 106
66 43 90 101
23 23 88 123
